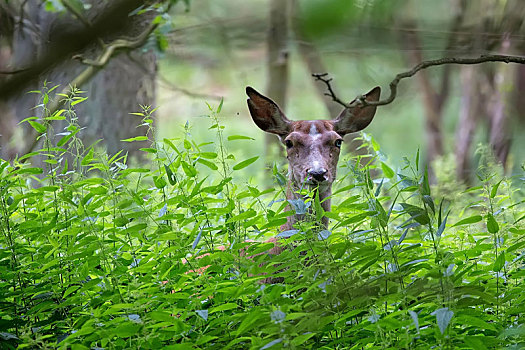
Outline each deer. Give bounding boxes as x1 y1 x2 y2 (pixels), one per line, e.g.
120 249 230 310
246 85 381 235
180 86 381 281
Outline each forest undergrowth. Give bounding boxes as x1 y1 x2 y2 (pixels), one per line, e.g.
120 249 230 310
0 88 524 349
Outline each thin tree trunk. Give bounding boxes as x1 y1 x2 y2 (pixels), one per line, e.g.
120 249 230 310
486 38 513 168
265 0 290 159
402 27 444 168
291 0 370 168
455 66 484 183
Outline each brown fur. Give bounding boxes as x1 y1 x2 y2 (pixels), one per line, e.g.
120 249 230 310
246 86 380 244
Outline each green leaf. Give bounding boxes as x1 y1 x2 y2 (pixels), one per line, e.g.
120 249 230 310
114 322 140 337
228 135 255 141
164 164 177 185
149 311 176 323
44 109 66 120
210 303 239 314
199 152 218 159
196 335 218 346
432 307 453 335
57 129 79 147
153 175 167 189
490 180 502 198
181 161 197 177
81 148 94 166
400 203 429 225
28 120 47 133
197 158 218 170
420 167 431 195
452 215 482 227
235 310 263 335
232 156 259 170
493 252 505 272
463 336 489 350
14 167 43 175
63 285 80 298
140 147 157 153
227 209 256 223
436 212 448 238
163 138 180 153
291 333 316 346
455 315 496 331
486 214 499 233
71 96 88 106
415 148 420 170
122 136 148 142
381 162 394 178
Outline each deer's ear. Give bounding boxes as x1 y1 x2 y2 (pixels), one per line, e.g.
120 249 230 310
333 86 381 135
246 86 291 136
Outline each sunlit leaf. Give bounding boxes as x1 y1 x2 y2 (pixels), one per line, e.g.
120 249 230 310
432 308 453 335
232 156 259 170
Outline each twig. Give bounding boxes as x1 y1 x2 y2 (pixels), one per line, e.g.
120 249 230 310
311 73 348 108
157 76 223 100
74 20 158 67
314 54 525 108
124 52 222 100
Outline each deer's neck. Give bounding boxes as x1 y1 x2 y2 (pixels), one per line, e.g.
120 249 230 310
281 180 332 231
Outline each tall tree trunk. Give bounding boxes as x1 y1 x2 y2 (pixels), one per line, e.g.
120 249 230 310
265 0 290 160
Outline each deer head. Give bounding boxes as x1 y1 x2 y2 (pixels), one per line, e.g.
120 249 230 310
246 86 380 229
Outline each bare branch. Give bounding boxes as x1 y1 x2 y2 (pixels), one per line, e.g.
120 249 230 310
311 73 348 108
315 54 525 108
74 20 158 68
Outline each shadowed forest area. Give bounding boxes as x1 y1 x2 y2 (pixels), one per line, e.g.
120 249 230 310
0 0 524 349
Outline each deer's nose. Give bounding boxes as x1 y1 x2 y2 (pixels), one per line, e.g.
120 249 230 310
307 168 328 182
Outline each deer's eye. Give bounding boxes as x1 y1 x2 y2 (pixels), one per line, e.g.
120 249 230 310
334 139 343 148
285 140 293 149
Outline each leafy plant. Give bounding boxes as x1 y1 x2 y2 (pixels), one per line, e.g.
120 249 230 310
0 90 524 349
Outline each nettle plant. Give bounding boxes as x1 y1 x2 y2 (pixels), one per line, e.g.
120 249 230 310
0 87 524 349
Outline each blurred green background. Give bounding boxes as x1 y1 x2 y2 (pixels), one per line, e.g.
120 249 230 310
1 0 523 183
155 0 525 183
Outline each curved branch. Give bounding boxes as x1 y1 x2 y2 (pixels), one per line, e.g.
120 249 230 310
314 54 525 108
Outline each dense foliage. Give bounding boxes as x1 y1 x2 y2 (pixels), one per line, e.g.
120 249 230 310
1 89 524 349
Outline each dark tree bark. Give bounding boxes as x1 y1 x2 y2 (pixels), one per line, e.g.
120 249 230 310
0 1 157 160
